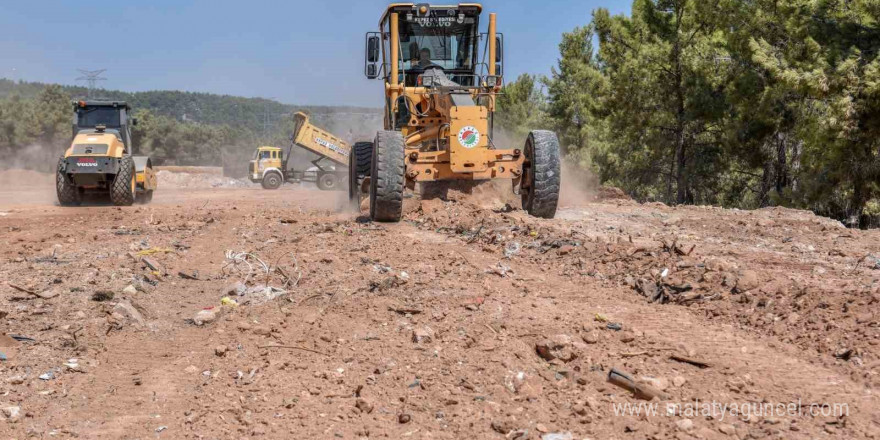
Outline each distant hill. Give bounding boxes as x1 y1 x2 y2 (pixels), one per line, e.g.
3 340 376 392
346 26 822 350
0 78 384 173
0 78 380 134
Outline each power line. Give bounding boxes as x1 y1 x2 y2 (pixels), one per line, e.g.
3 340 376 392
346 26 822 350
75 69 107 98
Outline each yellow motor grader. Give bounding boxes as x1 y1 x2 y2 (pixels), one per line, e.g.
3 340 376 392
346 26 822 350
350 2 561 221
56 101 156 206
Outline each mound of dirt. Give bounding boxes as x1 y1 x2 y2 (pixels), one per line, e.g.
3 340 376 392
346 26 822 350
156 170 252 189
155 166 224 175
595 185 632 201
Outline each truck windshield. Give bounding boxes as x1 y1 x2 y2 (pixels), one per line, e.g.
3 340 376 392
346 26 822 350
399 14 477 71
77 107 121 127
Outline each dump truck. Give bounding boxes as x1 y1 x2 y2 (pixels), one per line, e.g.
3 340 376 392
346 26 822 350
350 3 561 221
249 112 350 191
56 101 157 206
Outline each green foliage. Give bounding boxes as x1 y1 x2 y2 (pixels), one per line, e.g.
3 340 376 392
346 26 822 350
0 79 380 171
514 0 880 227
496 74 550 143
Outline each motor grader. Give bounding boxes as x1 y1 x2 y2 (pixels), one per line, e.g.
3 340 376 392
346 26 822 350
56 101 156 206
350 2 561 222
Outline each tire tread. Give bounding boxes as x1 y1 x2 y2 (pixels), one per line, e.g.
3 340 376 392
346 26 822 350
370 131 405 222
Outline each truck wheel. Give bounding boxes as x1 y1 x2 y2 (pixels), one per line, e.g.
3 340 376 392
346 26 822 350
261 172 282 190
317 173 338 191
349 141 373 209
369 131 405 222
110 156 136 206
56 157 81 206
521 130 561 219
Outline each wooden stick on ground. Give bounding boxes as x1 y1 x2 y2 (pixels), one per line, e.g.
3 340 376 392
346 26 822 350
669 354 711 369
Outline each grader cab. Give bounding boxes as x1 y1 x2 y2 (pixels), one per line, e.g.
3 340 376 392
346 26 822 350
350 3 561 221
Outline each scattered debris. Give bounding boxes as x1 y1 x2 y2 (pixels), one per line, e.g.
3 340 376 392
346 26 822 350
542 433 574 440
607 368 668 401
137 248 174 257
141 256 165 275
1 405 21 422
193 308 219 326
669 354 711 369
388 306 423 315
178 270 200 280
8 283 58 299
535 335 577 362
504 241 521 258
109 300 147 328
412 327 435 344
91 291 115 302
355 398 374 414
486 262 513 277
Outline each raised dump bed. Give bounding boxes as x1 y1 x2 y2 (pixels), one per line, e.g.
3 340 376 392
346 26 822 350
249 112 351 191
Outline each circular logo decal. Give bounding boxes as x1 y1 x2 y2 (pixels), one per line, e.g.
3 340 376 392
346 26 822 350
457 126 480 149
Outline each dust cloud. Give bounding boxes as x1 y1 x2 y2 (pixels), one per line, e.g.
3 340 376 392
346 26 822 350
439 127 600 211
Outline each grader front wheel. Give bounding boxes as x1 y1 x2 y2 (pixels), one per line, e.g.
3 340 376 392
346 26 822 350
521 130 561 219
369 131 405 222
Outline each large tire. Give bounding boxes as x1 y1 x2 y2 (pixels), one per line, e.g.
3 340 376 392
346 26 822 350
316 172 339 191
349 141 373 209
261 172 283 190
110 156 136 206
521 130 561 219
56 157 81 206
369 131 405 222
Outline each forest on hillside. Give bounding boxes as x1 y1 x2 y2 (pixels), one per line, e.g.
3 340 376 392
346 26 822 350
496 0 880 228
0 79 381 172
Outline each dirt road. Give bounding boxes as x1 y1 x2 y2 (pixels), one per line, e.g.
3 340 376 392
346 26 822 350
0 176 878 439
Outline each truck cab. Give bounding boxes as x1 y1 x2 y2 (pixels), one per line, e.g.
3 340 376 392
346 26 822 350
249 146 285 189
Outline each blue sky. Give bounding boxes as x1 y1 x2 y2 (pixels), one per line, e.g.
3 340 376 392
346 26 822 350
0 0 628 107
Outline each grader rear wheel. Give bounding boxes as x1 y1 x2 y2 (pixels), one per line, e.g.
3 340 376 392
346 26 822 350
349 141 373 210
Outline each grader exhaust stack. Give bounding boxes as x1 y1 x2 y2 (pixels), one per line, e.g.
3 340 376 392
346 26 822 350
352 3 561 222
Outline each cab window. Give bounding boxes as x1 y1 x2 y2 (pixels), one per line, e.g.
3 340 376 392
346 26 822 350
259 151 272 160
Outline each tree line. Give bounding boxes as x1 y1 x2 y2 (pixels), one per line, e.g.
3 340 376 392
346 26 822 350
0 79 380 172
497 0 880 228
